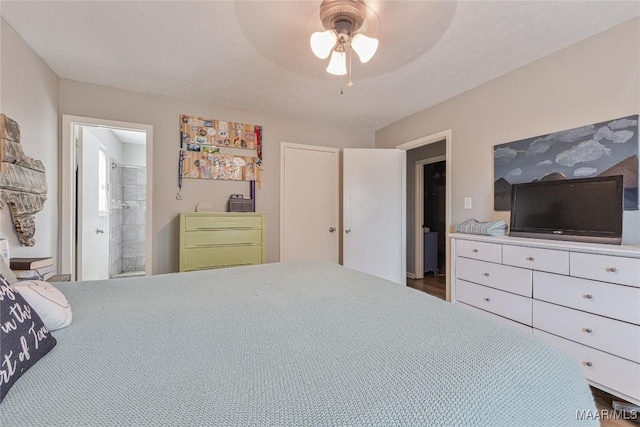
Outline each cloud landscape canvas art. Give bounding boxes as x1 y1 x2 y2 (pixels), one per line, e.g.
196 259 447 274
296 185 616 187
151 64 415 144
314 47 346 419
494 115 639 211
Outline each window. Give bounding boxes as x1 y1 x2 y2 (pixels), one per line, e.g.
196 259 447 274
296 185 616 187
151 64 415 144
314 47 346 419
98 147 108 215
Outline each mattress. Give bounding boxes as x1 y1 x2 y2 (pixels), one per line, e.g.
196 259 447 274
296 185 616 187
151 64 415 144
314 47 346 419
0 260 597 426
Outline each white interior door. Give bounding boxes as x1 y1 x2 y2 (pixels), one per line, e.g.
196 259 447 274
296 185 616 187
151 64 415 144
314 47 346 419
281 143 339 262
343 149 406 284
78 127 110 280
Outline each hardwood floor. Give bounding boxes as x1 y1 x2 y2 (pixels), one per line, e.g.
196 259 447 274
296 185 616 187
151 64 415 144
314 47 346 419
407 275 638 426
593 387 639 427
407 273 446 300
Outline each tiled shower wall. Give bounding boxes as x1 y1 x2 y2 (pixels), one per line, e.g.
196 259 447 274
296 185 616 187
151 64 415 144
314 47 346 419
109 164 146 277
122 166 146 273
109 161 123 277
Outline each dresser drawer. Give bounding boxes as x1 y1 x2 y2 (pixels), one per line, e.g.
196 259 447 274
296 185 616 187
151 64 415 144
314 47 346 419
534 271 640 325
457 302 532 334
503 245 569 275
182 245 263 270
534 330 640 403
184 215 262 231
570 253 640 288
456 257 532 297
456 239 502 263
456 280 532 325
533 300 640 363
184 229 262 248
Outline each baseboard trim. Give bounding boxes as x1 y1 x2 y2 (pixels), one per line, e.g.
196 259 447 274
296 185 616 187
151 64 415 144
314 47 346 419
406 272 416 279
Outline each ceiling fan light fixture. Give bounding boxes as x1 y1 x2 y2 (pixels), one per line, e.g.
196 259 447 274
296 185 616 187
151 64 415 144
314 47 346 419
310 0 376 90
351 33 378 63
310 30 338 59
326 49 347 75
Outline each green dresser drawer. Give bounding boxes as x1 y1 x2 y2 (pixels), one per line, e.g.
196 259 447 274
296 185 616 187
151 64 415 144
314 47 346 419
183 245 263 270
179 212 266 272
184 229 262 248
185 215 262 230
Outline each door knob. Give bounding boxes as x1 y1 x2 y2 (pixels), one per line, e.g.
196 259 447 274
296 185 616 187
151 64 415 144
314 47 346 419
345 228 351 234
96 229 105 234
329 227 336 233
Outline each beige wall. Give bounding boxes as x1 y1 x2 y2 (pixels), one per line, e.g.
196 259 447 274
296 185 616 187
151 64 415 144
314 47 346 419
377 18 640 245
406 141 446 275
60 80 374 274
0 19 59 263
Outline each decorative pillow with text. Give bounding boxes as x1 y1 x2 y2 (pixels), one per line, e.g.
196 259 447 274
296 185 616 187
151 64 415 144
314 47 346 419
0 275 57 403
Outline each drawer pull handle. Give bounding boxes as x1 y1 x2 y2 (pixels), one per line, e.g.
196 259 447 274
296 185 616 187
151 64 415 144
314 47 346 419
583 361 593 367
483 297 491 302
196 243 254 247
583 294 593 299
195 227 252 230
526 256 535 261
583 328 593 334
482 273 490 277
472 249 479 253
606 267 618 273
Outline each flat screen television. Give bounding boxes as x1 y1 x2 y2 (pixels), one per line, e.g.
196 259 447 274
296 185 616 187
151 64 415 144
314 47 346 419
509 175 623 244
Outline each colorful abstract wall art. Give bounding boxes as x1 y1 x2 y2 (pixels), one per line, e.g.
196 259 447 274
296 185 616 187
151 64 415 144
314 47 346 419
181 152 261 183
180 114 262 158
178 114 263 185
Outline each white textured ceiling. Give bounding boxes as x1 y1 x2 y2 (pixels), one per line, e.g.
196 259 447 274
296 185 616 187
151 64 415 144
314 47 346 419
2 1 639 130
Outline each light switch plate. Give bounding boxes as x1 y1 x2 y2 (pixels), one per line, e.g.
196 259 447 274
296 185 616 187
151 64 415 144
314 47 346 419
464 197 472 209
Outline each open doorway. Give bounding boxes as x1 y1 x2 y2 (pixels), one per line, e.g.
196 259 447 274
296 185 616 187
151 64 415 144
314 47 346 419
422 159 447 275
61 115 153 281
78 126 147 280
405 143 447 300
396 131 451 301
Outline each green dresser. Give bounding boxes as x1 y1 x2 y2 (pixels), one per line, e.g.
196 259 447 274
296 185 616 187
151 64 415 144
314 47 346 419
179 212 266 272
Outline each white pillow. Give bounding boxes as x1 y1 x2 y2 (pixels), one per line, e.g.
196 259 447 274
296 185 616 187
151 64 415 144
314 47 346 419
14 280 72 331
0 256 17 285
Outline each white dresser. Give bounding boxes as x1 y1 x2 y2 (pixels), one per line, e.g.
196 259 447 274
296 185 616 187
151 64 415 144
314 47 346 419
450 233 640 405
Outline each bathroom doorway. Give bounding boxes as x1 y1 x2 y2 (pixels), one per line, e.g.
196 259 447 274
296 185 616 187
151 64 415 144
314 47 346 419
78 126 147 280
61 115 153 281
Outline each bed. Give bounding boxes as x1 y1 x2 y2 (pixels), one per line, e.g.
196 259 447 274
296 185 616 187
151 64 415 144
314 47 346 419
1 260 597 426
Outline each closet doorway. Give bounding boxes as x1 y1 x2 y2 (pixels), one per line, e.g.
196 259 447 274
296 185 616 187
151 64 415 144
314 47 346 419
409 156 447 299
280 142 340 263
419 156 447 276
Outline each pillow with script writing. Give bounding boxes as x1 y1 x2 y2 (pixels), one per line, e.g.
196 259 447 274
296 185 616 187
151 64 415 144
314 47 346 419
0 275 57 403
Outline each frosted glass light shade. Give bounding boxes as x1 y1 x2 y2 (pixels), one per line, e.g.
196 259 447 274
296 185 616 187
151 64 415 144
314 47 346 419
351 33 378 63
326 50 347 75
310 30 337 59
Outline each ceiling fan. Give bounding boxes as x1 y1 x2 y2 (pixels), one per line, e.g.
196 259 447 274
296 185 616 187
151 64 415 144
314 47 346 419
309 0 379 89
